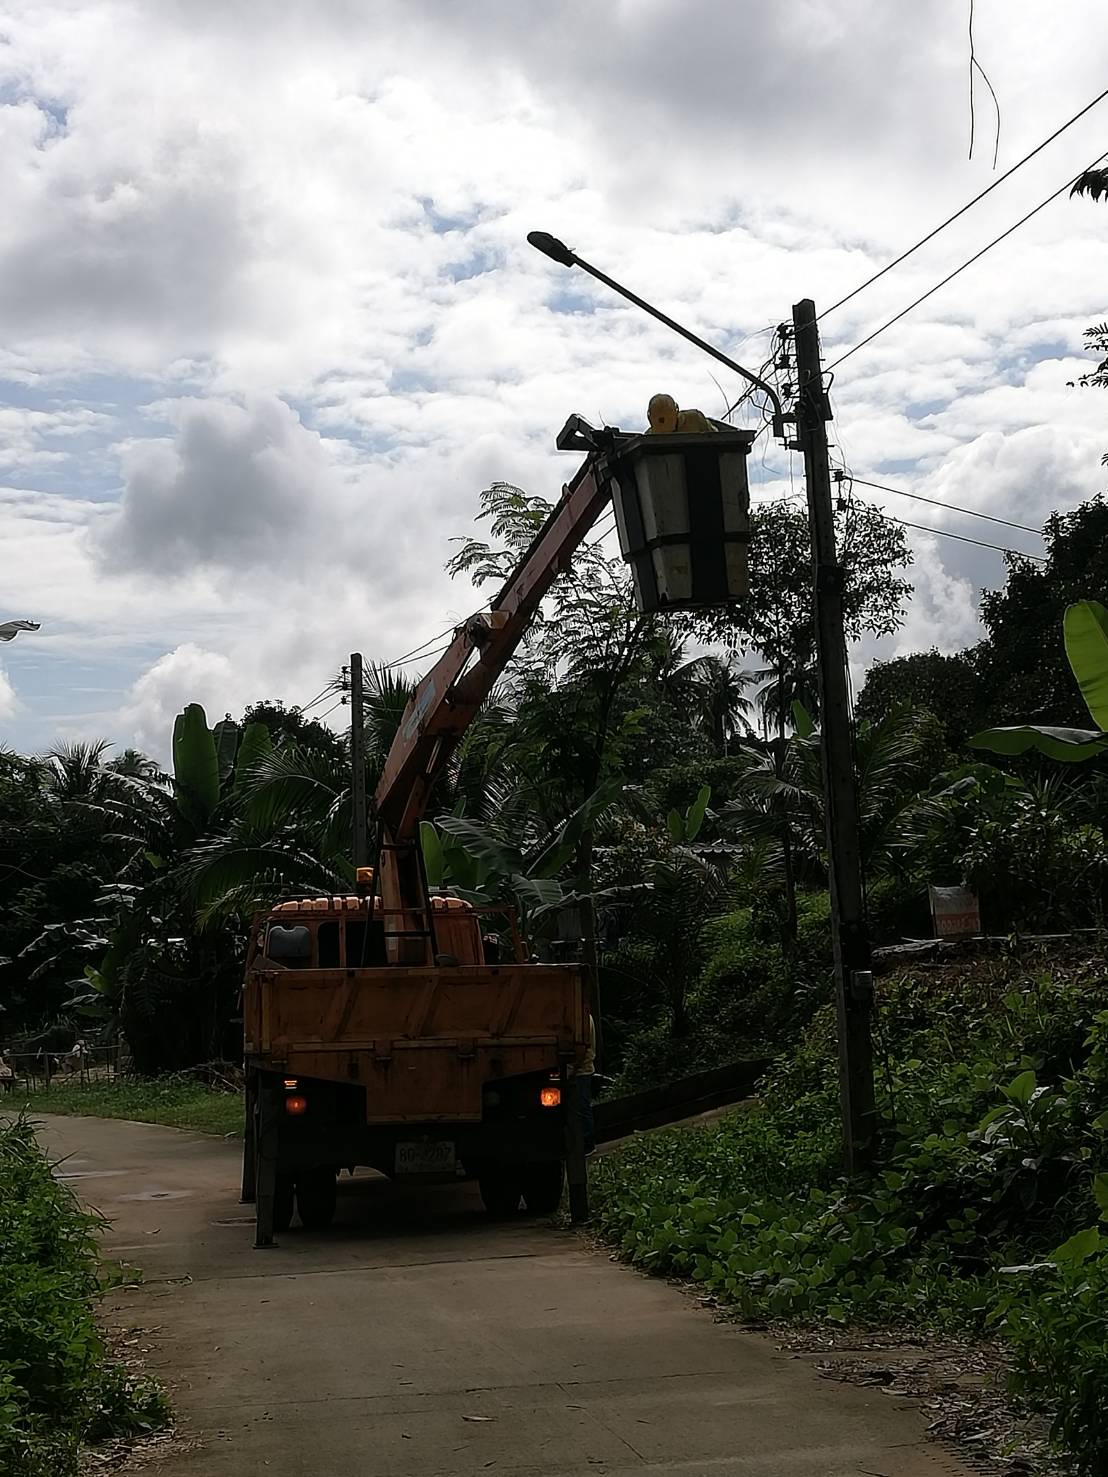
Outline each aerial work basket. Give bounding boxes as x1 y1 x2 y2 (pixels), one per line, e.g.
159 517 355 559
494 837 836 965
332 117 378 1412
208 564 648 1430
608 427 756 613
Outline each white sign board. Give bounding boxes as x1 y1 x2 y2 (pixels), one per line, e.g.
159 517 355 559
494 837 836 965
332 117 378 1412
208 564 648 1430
928 885 981 939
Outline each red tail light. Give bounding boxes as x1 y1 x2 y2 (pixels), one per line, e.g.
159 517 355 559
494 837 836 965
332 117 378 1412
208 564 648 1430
284 1094 308 1116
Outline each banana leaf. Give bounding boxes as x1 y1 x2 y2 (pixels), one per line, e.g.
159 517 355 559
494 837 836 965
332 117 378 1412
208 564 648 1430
212 719 241 787
968 725 1108 762
232 721 273 796
1064 599 1108 730
420 821 444 888
173 704 220 827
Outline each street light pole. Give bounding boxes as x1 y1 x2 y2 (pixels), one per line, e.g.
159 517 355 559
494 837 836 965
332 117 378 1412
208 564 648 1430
526 233 878 1173
527 232 784 435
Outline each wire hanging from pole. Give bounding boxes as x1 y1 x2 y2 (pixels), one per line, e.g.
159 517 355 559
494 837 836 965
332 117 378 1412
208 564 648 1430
818 82 1108 322
825 148 1108 371
967 0 1001 169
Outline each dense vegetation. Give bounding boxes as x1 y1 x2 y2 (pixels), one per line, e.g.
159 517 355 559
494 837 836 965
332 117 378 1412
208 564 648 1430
7 491 1108 1090
0 1116 167 1476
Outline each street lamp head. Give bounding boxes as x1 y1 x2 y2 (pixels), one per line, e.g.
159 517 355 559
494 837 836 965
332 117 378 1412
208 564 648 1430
0 620 40 642
526 231 577 268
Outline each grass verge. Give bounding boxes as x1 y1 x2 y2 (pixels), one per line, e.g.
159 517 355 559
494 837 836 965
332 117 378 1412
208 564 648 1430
591 952 1108 1476
14 1075 244 1137
0 1114 168 1476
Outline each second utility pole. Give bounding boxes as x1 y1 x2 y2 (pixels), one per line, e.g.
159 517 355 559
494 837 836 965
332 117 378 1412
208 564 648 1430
349 652 369 870
792 299 877 1176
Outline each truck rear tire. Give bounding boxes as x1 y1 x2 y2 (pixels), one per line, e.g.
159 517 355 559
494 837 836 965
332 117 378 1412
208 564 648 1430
479 1170 523 1218
522 1162 564 1216
296 1167 337 1230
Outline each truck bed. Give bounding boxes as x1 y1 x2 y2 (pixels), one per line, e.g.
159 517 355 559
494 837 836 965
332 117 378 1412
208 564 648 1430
243 962 587 1122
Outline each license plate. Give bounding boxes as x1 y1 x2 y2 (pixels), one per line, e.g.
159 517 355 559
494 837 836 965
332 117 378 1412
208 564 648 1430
395 1140 456 1175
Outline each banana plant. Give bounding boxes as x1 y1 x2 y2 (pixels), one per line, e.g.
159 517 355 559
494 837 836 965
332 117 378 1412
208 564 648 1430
666 784 711 844
970 600 1108 762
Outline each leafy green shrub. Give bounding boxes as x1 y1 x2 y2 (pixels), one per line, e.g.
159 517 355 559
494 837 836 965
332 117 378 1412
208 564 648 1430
0 1116 167 1475
961 804 1108 932
693 908 786 1046
593 956 1108 1471
1002 1229 1108 1477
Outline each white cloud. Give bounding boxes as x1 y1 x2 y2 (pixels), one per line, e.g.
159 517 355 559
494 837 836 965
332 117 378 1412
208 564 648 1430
119 643 241 759
1 0 1108 752
100 396 343 575
0 663 17 721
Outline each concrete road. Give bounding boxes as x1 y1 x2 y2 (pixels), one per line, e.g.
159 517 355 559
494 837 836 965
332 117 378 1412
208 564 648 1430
36 1114 972 1477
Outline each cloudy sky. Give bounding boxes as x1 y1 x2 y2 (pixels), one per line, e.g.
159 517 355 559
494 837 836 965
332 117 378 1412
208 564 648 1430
2 0 1107 759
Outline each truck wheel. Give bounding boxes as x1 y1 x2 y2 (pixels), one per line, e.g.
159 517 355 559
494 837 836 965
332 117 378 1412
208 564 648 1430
274 1175 295 1233
522 1162 564 1216
479 1170 523 1218
296 1166 337 1230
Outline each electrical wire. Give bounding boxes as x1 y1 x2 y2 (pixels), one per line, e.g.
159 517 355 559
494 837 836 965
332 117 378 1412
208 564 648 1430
819 84 1108 321
868 505 1046 561
378 624 458 670
387 641 452 669
588 510 618 546
967 0 1001 169
314 697 346 722
826 149 1108 372
297 684 336 714
848 475 1042 536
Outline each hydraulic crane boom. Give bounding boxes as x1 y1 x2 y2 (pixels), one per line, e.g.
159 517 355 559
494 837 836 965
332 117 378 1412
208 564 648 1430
373 439 615 945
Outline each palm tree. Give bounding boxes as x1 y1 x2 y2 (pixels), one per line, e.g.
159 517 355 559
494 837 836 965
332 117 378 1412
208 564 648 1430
723 705 941 950
42 739 115 802
36 707 286 1070
363 663 417 785
675 653 756 754
105 748 167 784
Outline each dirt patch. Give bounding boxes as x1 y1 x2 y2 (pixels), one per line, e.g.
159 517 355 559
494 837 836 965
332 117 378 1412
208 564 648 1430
772 1327 1061 1477
80 1322 195 1476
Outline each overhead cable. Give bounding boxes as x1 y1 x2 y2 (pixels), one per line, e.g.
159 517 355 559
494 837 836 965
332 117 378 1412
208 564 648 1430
848 475 1043 536
820 85 1108 320
826 150 1108 371
298 685 334 714
869 506 1046 561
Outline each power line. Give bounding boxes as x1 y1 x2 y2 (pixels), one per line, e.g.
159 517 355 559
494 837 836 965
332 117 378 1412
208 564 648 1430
867 504 1046 561
847 474 1043 536
314 697 346 722
821 83 1108 321
387 641 451 669
379 624 457 670
826 150 1108 372
298 684 337 714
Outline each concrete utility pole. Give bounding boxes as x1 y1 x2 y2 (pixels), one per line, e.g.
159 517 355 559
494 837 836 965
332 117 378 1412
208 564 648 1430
791 300 877 1175
349 653 369 870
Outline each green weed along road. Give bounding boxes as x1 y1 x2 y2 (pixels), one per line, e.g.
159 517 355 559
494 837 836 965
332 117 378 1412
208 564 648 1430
16 1076 244 1137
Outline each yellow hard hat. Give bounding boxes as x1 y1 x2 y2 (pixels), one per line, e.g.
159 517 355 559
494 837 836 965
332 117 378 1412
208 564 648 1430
647 393 679 433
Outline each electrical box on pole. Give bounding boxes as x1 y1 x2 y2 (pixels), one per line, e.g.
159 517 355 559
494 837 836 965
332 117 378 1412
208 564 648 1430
791 299 878 1176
